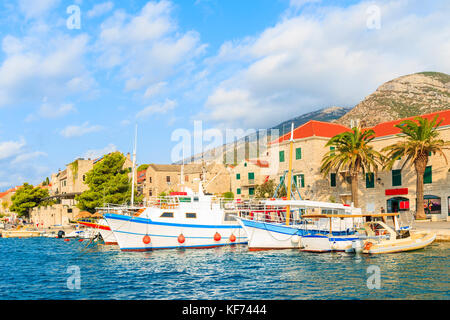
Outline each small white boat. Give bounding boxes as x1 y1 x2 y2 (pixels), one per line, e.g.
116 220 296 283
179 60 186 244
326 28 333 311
76 218 117 245
353 220 436 254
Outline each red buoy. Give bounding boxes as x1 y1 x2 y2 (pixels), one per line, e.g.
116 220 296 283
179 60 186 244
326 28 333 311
78 239 83 242
214 232 221 242
178 234 185 244
143 235 151 244
64 238 70 242
229 234 236 242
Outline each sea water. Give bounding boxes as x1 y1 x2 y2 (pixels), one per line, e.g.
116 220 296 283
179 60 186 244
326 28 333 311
0 237 448 300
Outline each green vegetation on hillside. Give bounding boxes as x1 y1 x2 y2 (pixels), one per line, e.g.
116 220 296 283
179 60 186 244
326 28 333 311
10 184 52 218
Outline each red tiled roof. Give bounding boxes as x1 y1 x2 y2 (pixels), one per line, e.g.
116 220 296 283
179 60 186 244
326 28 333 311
271 120 351 144
246 159 270 168
367 109 450 138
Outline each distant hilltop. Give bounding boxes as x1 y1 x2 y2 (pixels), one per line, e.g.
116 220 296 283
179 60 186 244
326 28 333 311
336 72 450 127
180 71 450 164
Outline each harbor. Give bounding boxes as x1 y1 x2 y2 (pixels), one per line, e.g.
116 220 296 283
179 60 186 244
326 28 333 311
0 236 448 300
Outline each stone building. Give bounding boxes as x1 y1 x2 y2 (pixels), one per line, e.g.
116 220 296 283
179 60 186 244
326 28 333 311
230 159 271 198
137 162 231 202
232 110 450 220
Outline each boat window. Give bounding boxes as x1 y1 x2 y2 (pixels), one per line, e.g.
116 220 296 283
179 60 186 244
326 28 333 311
223 213 236 222
160 212 174 218
186 213 196 219
193 196 199 202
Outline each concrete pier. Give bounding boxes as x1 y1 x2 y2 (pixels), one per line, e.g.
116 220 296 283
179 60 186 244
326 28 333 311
413 221 450 242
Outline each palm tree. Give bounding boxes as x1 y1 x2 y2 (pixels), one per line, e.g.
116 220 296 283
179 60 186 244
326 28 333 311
321 126 383 208
382 115 449 220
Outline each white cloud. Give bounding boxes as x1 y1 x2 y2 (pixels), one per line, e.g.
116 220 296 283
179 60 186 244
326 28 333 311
60 122 104 138
200 0 450 129
0 138 26 160
96 1 206 95
0 34 93 107
136 99 177 118
83 143 117 159
11 151 47 165
19 0 60 19
39 101 76 118
87 1 114 18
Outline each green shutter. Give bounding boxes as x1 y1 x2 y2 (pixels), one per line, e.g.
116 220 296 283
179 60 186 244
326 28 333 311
237 188 241 195
392 169 402 187
330 146 335 155
299 174 305 188
279 150 285 162
248 172 255 180
424 166 432 184
296 147 302 160
366 173 374 188
330 173 336 187
236 173 240 180
249 187 255 196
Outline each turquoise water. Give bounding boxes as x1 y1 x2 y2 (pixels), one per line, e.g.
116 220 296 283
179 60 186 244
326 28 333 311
0 237 448 300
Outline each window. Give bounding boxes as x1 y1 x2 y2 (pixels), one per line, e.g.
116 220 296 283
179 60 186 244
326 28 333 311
67 208 72 213
149 190 152 196
296 147 302 160
279 150 285 162
330 173 336 187
160 212 174 218
249 187 255 196
185 213 196 219
366 173 375 188
236 173 240 180
244 162 247 167
294 174 305 188
424 166 432 184
237 188 241 195
298 174 305 188
166 176 170 183
149 177 152 183
82 175 85 182
392 169 402 187
248 172 255 180
330 146 335 155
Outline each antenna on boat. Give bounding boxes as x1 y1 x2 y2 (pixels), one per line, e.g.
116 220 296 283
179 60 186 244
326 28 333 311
286 122 294 226
131 124 137 207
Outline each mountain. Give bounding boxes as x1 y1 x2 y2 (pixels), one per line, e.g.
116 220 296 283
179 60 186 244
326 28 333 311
336 72 450 127
272 106 351 136
177 106 350 164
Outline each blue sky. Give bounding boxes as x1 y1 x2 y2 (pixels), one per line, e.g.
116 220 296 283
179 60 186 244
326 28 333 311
0 0 449 189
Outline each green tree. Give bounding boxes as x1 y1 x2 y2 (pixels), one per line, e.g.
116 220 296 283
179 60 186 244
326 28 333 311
382 115 449 220
320 127 383 208
137 164 150 172
222 191 234 200
76 152 142 213
256 180 277 199
10 183 50 218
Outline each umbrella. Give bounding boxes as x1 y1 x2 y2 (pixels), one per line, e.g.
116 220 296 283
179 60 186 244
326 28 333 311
91 212 103 218
74 211 93 220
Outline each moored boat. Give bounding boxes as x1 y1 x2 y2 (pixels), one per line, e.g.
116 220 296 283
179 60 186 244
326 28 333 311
104 187 247 251
77 218 117 245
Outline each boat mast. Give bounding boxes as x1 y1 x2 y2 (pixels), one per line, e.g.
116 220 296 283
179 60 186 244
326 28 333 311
131 124 137 207
286 123 294 226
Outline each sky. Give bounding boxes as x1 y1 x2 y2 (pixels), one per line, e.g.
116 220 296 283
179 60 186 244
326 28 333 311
0 0 449 189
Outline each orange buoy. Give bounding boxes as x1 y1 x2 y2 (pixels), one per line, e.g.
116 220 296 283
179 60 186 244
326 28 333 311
64 238 70 242
214 232 221 242
78 239 83 242
364 242 373 251
229 234 236 242
143 235 151 244
178 233 185 244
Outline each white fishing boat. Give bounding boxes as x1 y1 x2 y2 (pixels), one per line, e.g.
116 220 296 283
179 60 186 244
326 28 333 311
104 186 246 251
234 123 362 250
235 199 362 250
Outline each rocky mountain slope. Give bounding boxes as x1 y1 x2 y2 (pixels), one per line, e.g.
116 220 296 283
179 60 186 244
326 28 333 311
336 72 450 127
